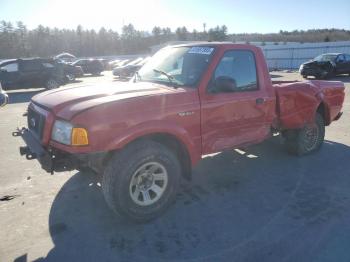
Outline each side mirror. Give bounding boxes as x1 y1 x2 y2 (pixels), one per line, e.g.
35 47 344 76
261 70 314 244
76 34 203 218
213 76 237 92
0 87 9 107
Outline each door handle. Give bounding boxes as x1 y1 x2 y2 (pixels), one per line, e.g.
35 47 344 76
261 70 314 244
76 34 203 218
256 98 265 105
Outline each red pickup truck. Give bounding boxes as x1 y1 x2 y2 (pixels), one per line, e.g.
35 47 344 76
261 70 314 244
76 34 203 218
15 43 345 222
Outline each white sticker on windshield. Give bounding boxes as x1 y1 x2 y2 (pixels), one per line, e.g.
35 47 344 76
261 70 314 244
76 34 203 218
188 47 214 55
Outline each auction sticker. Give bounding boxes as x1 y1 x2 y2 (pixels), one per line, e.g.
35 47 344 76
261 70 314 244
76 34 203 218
188 47 214 55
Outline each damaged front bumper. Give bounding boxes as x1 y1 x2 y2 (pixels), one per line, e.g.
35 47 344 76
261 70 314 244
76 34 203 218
13 127 79 173
13 127 105 174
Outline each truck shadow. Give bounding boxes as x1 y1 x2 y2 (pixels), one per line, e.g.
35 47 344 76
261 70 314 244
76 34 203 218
31 138 350 262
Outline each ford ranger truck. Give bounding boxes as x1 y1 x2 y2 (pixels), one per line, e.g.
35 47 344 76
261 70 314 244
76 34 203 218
14 43 345 222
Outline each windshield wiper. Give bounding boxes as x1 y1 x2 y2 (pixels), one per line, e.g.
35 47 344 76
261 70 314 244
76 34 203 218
153 69 178 88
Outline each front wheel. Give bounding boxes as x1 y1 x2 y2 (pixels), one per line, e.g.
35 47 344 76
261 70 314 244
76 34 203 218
284 112 325 156
102 140 181 223
66 74 75 82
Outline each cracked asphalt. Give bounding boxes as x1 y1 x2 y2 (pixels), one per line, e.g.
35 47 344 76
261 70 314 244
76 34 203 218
0 71 350 262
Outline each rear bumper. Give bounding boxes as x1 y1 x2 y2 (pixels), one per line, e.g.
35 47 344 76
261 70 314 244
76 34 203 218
13 128 106 174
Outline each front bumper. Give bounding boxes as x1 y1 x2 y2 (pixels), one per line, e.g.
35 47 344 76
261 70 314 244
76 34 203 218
299 67 321 76
13 128 80 173
13 127 107 174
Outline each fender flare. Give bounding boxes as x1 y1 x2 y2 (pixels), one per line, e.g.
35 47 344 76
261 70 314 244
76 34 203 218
105 120 201 165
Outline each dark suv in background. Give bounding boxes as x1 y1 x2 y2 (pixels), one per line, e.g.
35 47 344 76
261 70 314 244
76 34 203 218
299 53 350 79
71 59 104 75
0 58 65 90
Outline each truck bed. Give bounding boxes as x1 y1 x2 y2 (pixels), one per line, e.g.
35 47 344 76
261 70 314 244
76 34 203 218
272 80 345 129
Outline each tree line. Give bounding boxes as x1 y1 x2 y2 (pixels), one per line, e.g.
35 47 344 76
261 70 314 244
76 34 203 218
0 21 349 59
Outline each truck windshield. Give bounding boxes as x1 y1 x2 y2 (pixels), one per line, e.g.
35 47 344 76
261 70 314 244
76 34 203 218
137 46 215 87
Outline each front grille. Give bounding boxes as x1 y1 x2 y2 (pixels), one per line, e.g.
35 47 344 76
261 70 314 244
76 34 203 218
27 107 45 139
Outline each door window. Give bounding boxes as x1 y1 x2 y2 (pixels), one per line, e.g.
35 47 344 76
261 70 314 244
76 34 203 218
75 60 85 66
0 63 19 72
21 60 42 71
337 55 346 63
209 50 258 93
42 62 55 68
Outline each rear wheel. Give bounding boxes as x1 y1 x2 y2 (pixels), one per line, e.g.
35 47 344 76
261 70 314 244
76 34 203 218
284 112 325 155
102 140 181 223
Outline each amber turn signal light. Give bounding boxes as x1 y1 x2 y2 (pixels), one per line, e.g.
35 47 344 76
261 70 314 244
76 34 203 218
71 128 89 146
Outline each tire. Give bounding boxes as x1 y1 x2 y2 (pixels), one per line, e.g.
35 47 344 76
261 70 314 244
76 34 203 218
102 140 181 223
45 78 59 89
326 68 335 79
302 75 307 79
315 70 329 79
284 112 325 156
66 74 75 81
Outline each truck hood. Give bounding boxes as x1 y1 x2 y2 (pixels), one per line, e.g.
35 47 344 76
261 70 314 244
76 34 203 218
32 81 176 119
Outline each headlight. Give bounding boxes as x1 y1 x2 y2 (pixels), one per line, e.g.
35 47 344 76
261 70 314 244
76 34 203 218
51 120 89 146
51 120 73 145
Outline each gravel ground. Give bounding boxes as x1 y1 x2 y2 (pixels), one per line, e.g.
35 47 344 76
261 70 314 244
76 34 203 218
0 71 349 262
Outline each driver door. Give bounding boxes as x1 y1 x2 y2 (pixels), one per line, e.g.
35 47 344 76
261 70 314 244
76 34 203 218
336 54 347 74
200 50 271 154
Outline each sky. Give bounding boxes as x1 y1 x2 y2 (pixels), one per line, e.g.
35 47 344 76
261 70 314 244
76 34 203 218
0 0 350 34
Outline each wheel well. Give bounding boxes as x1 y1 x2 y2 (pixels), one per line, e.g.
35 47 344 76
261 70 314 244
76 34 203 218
144 133 192 181
96 133 192 180
316 102 329 125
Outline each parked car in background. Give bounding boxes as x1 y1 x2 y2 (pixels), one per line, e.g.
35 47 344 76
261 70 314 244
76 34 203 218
54 52 76 63
109 59 130 70
97 58 110 71
299 53 350 79
0 82 9 107
112 57 146 78
0 58 65 90
108 59 122 70
57 61 84 82
72 59 104 75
